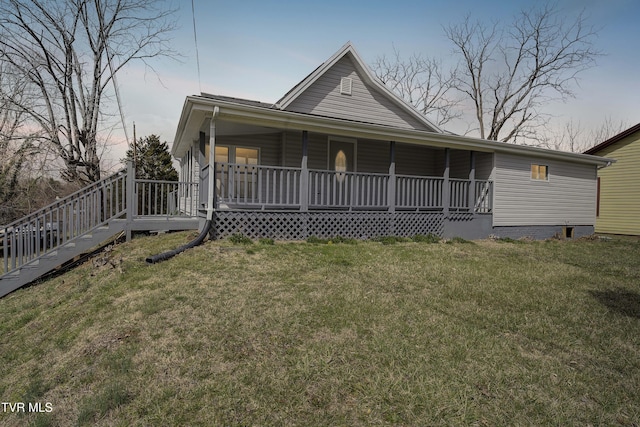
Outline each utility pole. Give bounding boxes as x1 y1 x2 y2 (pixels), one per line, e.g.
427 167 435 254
132 122 137 176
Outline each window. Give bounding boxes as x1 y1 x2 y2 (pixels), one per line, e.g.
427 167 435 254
335 150 347 182
215 146 229 163
236 147 259 165
531 164 548 181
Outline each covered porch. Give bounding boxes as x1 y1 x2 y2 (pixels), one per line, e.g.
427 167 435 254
196 129 493 215
173 96 496 239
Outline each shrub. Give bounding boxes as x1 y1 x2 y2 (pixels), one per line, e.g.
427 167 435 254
331 236 357 245
307 236 328 244
495 237 524 244
372 236 410 245
446 236 474 244
229 233 253 245
412 234 441 243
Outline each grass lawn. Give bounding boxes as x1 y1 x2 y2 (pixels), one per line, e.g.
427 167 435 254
1 232 639 426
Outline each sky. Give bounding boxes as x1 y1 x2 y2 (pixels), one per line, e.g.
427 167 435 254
105 0 640 168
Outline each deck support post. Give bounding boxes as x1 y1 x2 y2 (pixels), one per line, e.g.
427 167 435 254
388 141 396 212
125 160 134 241
443 148 450 216
207 107 219 221
300 131 309 211
469 151 476 215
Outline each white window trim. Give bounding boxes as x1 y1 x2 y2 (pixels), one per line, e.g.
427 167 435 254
216 145 261 165
530 163 549 182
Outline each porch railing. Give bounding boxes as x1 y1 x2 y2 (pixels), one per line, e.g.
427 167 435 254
2 163 199 275
135 180 200 217
215 162 492 213
2 169 128 273
396 175 443 210
308 169 389 209
474 180 493 213
217 163 301 207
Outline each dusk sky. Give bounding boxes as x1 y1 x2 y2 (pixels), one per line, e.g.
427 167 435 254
106 0 640 168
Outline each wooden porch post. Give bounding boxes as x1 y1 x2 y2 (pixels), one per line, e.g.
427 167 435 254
469 151 476 214
388 141 396 212
125 160 134 241
300 131 309 211
443 148 450 215
207 108 219 220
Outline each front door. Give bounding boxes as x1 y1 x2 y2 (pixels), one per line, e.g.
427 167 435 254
328 140 355 205
329 140 354 177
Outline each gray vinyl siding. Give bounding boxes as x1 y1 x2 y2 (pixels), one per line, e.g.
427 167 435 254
475 152 494 180
450 150 471 179
282 134 445 176
285 56 432 131
396 143 441 176
493 153 597 226
282 131 327 169
357 139 390 173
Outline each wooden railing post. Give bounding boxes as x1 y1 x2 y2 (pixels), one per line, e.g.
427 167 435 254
388 141 396 212
125 160 134 241
443 148 450 215
469 151 476 214
300 131 309 212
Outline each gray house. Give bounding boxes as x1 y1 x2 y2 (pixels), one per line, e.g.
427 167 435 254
171 42 610 241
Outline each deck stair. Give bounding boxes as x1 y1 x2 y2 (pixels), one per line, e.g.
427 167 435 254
1 163 199 298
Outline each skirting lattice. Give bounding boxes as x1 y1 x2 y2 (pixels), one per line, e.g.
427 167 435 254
212 211 445 240
448 212 474 222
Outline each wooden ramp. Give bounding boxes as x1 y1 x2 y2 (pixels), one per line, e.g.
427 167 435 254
1 166 199 298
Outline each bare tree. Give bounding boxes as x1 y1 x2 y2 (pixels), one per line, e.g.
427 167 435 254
0 62 37 223
445 3 599 142
587 116 630 148
373 48 462 127
537 117 630 153
0 0 176 184
537 119 585 152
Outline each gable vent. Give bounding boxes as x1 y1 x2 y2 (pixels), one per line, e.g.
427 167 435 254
340 77 352 95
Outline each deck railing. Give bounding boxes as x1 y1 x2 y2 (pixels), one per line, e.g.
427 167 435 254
449 179 471 211
396 175 443 210
475 180 493 213
215 162 492 213
2 163 199 275
135 180 200 217
308 169 389 209
217 163 301 207
2 168 128 273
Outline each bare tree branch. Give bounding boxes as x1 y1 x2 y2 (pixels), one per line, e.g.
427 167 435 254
372 47 462 127
445 3 600 142
0 0 177 184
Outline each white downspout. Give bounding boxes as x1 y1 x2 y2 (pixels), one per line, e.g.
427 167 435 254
206 106 219 220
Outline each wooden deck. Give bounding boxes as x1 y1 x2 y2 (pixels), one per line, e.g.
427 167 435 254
1 163 199 297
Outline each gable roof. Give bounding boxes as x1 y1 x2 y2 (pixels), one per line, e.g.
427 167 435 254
275 42 442 133
584 122 640 155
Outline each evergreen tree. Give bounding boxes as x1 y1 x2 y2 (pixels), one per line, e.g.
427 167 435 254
125 135 178 181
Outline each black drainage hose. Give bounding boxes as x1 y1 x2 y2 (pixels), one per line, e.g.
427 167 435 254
145 220 211 264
